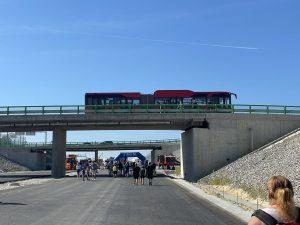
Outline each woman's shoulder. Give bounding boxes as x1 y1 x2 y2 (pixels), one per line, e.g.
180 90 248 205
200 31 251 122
261 207 283 223
261 207 277 214
249 208 279 225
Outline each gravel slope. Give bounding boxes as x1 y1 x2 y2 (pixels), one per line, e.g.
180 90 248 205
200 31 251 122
199 129 300 205
0 155 30 172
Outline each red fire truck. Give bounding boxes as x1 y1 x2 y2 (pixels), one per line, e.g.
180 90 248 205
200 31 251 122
65 154 78 170
157 154 179 169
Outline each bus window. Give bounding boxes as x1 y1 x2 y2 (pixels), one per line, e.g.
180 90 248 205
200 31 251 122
133 99 140 104
217 96 230 105
219 97 225 105
92 97 99 105
183 97 192 104
154 98 166 104
195 97 206 105
113 98 119 104
225 97 230 104
170 98 177 104
207 97 219 104
106 97 114 105
99 98 105 105
87 97 93 105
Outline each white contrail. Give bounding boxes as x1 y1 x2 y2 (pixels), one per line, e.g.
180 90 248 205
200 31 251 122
103 34 259 50
14 25 259 50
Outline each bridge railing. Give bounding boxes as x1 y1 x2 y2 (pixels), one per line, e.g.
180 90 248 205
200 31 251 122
0 105 85 116
0 139 181 148
1 104 300 116
231 105 300 114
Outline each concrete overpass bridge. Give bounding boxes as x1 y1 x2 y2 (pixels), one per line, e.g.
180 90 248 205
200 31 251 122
27 139 174 163
25 139 177 151
0 139 179 170
1 104 300 181
0 139 181 170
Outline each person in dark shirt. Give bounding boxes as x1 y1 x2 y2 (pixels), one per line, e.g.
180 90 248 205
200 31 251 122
146 163 155 186
132 163 140 185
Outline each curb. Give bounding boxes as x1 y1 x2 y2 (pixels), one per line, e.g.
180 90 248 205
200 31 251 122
167 176 252 222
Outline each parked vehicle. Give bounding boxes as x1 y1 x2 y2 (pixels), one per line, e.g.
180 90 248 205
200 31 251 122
65 154 78 170
157 154 179 169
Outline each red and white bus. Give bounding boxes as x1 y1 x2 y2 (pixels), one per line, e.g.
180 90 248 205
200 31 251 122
85 90 236 106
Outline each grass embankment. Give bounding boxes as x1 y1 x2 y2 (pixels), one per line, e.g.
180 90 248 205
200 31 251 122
175 166 181 176
199 173 267 202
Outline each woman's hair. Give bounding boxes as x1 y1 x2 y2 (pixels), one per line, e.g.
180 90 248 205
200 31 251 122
267 176 298 221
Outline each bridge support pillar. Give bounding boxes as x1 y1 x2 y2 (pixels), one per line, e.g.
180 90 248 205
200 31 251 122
181 126 239 182
150 150 155 163
95 150 98 162
52 129 66 178
181 128 212 181
181 129 193 181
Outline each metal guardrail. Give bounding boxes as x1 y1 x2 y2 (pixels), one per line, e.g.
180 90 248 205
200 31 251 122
0 139 181 148
0 104 300 116
231 104 300 115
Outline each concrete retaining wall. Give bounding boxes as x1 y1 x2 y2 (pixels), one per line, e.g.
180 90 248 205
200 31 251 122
0 147 47 170
182 114 300 181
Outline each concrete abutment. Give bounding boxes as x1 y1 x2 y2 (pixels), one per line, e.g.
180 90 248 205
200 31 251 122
51 129 66 178
181 115 300 181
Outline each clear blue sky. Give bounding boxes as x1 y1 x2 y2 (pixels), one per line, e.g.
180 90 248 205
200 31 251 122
1 0 299 158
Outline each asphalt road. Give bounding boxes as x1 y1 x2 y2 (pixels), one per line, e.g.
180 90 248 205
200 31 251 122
0 174 245 225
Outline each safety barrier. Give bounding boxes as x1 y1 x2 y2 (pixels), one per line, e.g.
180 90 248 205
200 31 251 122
0 139 180 148
1 104 300 116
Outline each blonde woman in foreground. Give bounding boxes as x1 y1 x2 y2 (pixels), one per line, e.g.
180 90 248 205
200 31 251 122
248 175 300 225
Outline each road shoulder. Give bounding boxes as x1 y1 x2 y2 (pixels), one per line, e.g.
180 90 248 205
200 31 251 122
167 176 252 222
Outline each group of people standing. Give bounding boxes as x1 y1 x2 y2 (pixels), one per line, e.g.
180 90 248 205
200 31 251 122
108 160 156 185
78 159 156 185
132 162 156 185
76 161 98 181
